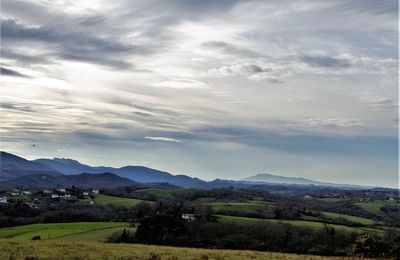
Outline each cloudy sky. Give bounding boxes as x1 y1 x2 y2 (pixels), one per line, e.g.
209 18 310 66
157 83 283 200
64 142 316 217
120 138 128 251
1 0 398 187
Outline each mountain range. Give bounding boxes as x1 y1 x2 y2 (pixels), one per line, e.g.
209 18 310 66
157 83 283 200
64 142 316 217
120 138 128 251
0 151 372 189
241 173 327 186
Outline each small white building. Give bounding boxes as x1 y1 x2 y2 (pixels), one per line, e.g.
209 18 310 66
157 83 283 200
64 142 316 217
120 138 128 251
182 213 196 222
303 195 312 199
51 193 59 199
92 189 99 194
89 200 95 205
10 192 19 196
43 190 52 194
82 192 89 196
22 191 31 195
57 188 66 193
0 197 8 203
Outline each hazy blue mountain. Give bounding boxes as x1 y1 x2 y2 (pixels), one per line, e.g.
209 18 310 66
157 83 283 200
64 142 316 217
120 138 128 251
239 173 368 189
0 151 62 180
0 172 138 188
1 152 371 189
241 173 326 186
34 157 205 187
34 158 113 175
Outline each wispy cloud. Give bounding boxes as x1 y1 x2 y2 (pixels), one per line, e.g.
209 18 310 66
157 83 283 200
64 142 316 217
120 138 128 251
145 136 182 143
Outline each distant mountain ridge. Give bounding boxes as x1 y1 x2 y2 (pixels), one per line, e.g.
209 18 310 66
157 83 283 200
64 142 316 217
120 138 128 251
0 151 62 181
0 172 137 188
241 173 326 186
0 151 377 189
34 157 205 187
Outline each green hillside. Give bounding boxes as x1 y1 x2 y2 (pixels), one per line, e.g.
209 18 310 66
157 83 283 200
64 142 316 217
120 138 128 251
0 222 131 241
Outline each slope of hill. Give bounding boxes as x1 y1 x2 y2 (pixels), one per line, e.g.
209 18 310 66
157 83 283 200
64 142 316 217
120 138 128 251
35 157 205 187
34 158 112 175
0 172 137 188
0 151 62 180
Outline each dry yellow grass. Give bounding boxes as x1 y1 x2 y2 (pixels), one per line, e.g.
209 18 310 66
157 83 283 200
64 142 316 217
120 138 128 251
0 239 368 260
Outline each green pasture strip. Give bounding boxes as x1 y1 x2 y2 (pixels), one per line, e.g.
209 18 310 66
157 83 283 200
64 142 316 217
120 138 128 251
321 212 376 225
0 222 128 240
83 194 147 207
216 215 384 234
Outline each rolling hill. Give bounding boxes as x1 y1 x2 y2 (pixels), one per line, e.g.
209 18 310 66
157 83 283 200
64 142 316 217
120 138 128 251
0 152 62 181
35 157 205 187
0 172 138 188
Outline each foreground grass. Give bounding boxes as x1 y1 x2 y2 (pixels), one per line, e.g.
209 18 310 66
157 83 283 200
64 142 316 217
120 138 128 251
0 222 130 241
0 239 364 260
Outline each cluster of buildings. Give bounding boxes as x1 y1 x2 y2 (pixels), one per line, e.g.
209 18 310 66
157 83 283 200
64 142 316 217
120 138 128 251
0 188 100 206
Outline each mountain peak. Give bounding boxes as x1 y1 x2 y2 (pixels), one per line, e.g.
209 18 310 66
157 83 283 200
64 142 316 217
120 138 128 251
52 157 82 165
241 173 324 186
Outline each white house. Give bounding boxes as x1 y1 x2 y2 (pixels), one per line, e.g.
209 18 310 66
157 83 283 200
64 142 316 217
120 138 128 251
92 189 99 194
0 197 8 203
51 193 59 199
57 188 66 193
182 213 196 222
22 191 31 195
82 192 89 196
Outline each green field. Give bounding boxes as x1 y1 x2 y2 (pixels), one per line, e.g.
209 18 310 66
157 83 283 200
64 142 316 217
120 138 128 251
6 194 30 203
209 201 269 212
0 222 131 241
354 201 385 213
216 215 383 234
317 197 347 203
82 194 147 207
136 188 197 198
0 239 363 260
321 212 376 225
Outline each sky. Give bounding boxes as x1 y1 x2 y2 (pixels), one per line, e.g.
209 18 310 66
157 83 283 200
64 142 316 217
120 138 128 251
0 0 398 188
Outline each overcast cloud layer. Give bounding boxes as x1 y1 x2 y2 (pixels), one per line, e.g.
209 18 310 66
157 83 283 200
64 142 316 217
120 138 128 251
0 0 398 188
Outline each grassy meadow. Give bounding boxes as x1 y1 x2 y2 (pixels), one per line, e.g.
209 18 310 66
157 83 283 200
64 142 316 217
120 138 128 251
136 188 197 198
216 215 384 234
81 194 147 207
0 239 366 260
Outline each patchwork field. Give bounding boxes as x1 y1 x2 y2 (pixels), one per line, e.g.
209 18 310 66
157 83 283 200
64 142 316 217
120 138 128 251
136 188 197 198
216 215 384 234
0 222 132 241
82 194 147 207
209 201 269 211
354 201 386 214
0 239 365 260
321 212 376 225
